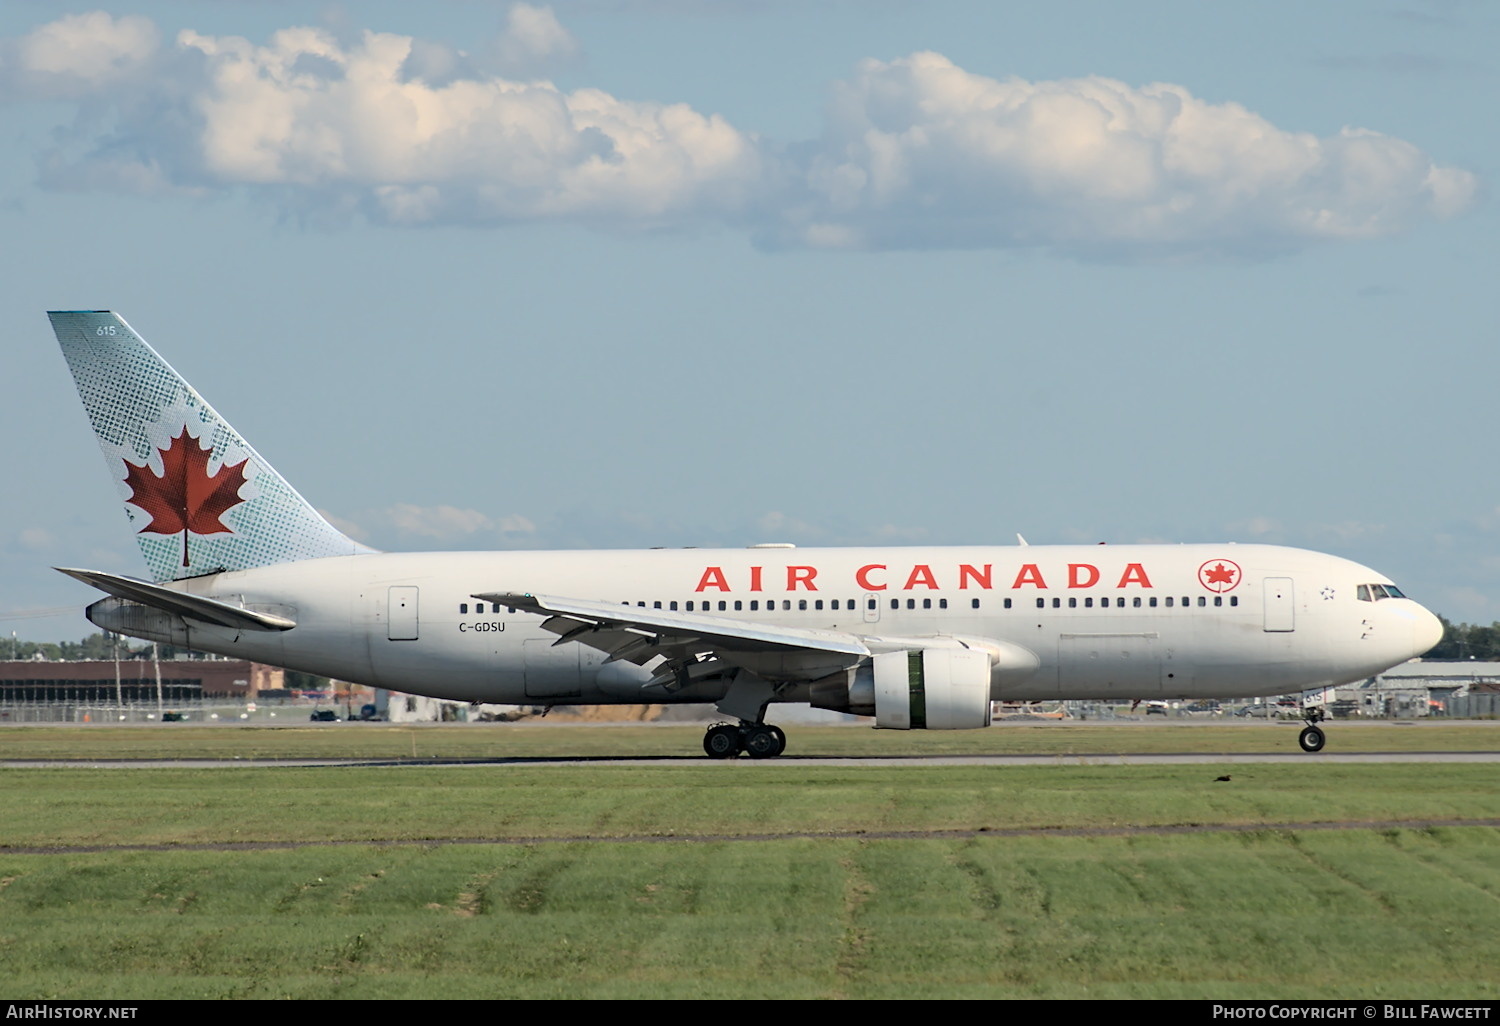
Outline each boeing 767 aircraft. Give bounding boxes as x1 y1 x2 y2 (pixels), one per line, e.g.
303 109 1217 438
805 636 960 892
49 311 1442 757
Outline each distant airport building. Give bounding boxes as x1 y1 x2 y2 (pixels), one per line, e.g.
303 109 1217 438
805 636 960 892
1335 660 1500 718
0 658 284 706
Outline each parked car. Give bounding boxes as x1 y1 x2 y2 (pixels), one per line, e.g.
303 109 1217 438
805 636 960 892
309 709 339 722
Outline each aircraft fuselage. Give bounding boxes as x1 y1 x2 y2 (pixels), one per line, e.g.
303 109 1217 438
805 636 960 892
85 542 1440 707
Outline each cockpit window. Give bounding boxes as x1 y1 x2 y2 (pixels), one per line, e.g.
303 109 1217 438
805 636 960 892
1357 585 1371 602
1358 583 1406 602
1385 585 1405 598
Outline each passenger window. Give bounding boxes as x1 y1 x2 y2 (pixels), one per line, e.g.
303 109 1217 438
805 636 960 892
1214 596 1223 607
1068 597 1077 608
1036 598 1045 609
670 601 678 611
868 599 877 610
1149 597 1158 607
686 601 694 611
922 598 931 610
1230 596 1238 607
1084 597 1093 608
907 599 916 610
892 599 900 610
460 603 468 614
718 601 727 611
734 601 742 611
1133 597 1141 608
654 601 662 609
799 599 807 611
1052 597 1060 608
815 600 823 610
1001 598 1009 609
939 598 948 609
751 600 759 611
1197 596 1206 607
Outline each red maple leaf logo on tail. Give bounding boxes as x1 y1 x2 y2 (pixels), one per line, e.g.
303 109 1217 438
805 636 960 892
123 428 249 567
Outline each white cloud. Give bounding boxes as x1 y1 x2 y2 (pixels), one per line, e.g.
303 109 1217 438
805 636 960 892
495 514 538 535
166 22 764 224
385 503 495 540
373 504 537 543
318 510 370 544
755 510 821 539
493 3 580 77
0 11 159 99
18 528 55 550
777 52 1478 256
3 12 1478 258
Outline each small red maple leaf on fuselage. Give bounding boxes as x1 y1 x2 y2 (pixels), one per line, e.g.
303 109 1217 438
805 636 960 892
123 428 249 567
1204 563 1236 586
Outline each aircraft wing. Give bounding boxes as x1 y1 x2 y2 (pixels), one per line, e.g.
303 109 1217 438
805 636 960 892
473 591 869 680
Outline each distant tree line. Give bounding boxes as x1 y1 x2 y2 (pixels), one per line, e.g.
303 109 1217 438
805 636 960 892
1427 618 1500 661
0 632 139 662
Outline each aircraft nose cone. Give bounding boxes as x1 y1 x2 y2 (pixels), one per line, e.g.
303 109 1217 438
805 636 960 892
1413 605 1444 657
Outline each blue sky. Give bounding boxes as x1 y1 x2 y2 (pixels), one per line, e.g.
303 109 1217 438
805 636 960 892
2 1 1496 641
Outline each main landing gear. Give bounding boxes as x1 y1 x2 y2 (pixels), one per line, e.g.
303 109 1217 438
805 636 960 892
703 722 787 759
1298 706 1327 753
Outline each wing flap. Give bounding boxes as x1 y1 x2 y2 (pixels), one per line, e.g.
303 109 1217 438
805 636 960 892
477 591 870 660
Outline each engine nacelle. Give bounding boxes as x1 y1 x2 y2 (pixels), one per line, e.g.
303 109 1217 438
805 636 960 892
809 648 992 729
872 648 991 729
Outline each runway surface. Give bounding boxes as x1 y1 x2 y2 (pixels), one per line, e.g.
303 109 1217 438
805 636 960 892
5 750 1498 768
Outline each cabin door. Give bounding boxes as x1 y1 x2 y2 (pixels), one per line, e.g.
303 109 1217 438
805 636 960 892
1263 578 1295 632
388 586 419 641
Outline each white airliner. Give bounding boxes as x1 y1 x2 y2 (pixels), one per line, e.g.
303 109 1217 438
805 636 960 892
49 311 1443 757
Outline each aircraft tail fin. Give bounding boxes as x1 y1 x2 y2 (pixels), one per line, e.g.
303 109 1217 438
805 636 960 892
50 310 372 583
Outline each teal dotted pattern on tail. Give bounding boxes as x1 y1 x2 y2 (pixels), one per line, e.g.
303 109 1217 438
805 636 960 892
50 311 371 582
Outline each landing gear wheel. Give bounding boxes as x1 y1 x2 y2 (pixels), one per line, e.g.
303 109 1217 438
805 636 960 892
1298 725 1326 753
766 725 786 757
704 724 742 759
744 726 780 756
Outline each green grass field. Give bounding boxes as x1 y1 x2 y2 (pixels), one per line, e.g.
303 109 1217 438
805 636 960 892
4 719 1498 760
1 725 1496 998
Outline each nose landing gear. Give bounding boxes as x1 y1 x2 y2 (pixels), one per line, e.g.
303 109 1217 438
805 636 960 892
702 722 787 759
1298 706 1327 753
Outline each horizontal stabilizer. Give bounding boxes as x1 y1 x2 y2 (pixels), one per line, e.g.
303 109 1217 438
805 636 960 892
55 567 296 632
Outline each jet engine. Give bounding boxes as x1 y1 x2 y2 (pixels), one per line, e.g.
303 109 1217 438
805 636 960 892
810 647 992 729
